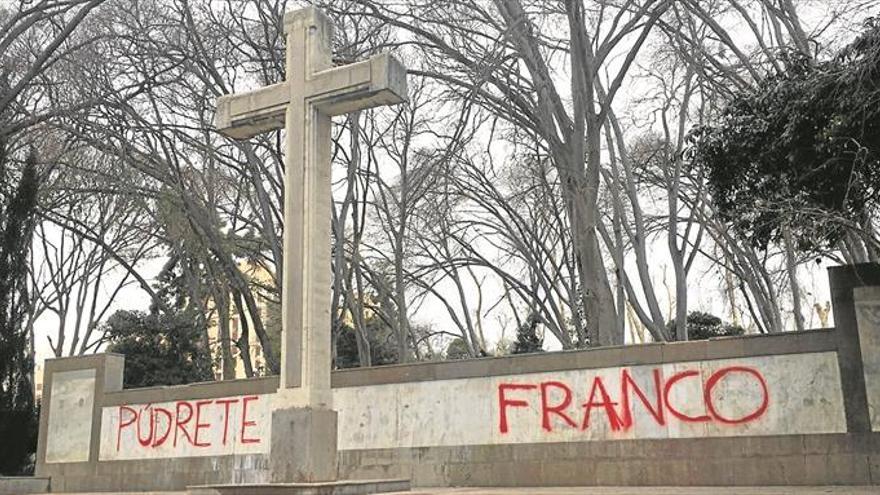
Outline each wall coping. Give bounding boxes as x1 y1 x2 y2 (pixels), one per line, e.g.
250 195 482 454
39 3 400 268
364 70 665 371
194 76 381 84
331 328 836 387
95 329 837 405
103 375 278 405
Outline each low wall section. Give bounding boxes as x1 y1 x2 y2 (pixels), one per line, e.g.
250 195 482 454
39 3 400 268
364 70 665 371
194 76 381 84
35 264 880 490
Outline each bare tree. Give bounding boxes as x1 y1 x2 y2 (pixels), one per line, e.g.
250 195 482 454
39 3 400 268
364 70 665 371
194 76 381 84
341 0 683 346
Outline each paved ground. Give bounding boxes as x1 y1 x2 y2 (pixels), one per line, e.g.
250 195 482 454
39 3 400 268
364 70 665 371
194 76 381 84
34 490 880 495
396 488 880 494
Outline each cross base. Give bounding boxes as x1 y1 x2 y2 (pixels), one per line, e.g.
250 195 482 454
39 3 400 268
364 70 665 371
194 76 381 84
187 479 411 495
270 407 338 483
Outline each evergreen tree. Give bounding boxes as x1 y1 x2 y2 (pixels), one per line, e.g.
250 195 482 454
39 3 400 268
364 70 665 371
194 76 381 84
689 19 880 253
667 311 746 341
512 313 544 354
444 338 471 360
104 310 214 388
0 144 40 475
335 317 400 369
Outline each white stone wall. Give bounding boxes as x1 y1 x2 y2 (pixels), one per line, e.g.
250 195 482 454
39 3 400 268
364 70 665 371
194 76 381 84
336 352 847 450
45 369 96 463
96 351 846 460
99 393 271 461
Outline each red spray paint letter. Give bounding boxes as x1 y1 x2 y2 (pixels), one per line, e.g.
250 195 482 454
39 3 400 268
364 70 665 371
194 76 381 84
663 370 710 423
240 396 261 444
215 397 239 445
498 383 537 434
704 366 769 424
117 405 137 451
619 368 665 429
193 400 214 447
136 405 154 447
151 407 173 448
581 376 623 431
174 401 195 447
540 381 577 432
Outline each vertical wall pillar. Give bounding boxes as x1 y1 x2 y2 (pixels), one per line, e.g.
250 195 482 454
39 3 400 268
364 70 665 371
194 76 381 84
829 263 880 433
35 354 124 490
855 283 880 431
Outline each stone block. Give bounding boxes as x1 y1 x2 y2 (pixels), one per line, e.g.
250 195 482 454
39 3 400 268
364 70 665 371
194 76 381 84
705 337 746 360
868 454 880 483
744 435 806 456
414 446 453 464
739 334 801 357
434 359 490 381
269 407 338 482
721 455 807 485
685 458 736 486
797 329 838 353
440 462 474 486
802 433 866 454
661 340 708 364
507 460 544 486
410 462 444 487
593 459 630 485
0 477 50 495
510 442 553 462
619 343 664 366
549 441 590 460
540 459 595 486
577 347 624 370
651 459 691 486
804 453 872 484
775 455 809 485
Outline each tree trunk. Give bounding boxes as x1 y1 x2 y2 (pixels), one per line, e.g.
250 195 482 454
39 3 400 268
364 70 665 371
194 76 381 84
232 290 254 377
782 225 805 332
214 288 236 380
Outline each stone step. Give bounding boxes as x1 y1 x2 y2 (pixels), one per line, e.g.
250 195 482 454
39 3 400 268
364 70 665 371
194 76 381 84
0 476 50 495
187 478 411 495
31 493 184 495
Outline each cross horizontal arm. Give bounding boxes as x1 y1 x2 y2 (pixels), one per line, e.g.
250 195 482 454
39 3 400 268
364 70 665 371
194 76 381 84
307 53 408 116
214 82 290 139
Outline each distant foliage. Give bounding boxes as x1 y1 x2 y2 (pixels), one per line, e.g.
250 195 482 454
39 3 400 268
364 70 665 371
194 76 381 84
688 18 880 252
512 313 544 354
444 338 471 360
104 310 214 388
335 319 400 369
667 311 746 341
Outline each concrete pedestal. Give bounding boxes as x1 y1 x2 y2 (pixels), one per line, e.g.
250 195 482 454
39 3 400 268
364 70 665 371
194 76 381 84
269 407 338 483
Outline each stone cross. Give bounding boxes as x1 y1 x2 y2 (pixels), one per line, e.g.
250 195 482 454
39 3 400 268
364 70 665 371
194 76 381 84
214 7 407 409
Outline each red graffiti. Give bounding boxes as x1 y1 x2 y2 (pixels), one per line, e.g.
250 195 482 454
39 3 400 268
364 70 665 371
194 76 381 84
215 398 239 445
582 375 624 431
240 396 261 444
664 370 710 422
620 369 664 428
117 406 137 451
704 366 769 424
151 407 173 447
540 381 577 431
116 396 262 451
173 401 194 447
498 365 769 434
498 383 537 433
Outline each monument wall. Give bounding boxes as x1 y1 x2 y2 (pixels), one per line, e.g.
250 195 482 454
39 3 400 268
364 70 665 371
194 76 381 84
35 264 880 490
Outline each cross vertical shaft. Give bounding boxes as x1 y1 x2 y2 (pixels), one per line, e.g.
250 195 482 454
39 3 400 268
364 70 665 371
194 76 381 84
279 8 335 408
